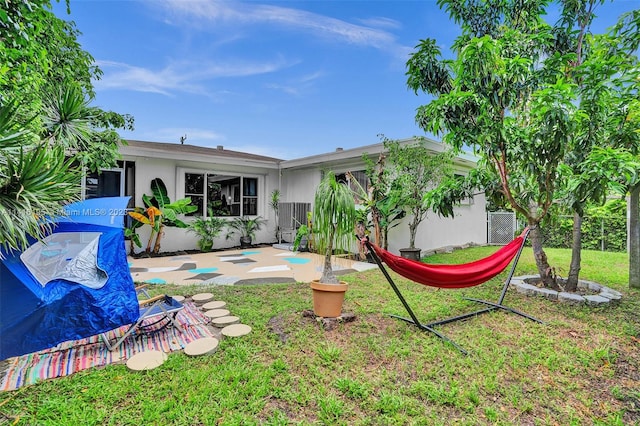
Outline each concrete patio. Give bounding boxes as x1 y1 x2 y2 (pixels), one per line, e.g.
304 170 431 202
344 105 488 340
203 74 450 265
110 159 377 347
128 245 378 286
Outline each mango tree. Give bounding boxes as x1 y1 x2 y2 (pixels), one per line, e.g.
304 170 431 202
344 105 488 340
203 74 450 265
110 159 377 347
405 0 638 289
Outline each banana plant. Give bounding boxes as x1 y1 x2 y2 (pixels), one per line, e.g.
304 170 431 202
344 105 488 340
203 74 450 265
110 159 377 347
128 178 197 253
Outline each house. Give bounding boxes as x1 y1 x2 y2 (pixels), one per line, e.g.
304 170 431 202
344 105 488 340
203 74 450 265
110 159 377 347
85 138 487 255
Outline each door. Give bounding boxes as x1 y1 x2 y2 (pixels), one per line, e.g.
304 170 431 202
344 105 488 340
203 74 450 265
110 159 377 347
85 169 125 199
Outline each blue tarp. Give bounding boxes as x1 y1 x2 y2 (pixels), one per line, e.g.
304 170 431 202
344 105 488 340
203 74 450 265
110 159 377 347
0 197 139 360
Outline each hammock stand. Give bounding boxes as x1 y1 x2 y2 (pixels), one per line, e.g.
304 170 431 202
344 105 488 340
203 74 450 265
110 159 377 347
363 228 543 354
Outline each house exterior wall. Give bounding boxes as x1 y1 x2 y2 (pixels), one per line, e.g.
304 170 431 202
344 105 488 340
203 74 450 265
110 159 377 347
279 146 488 255
121 152 281 254
117 138 488 255
385 197 487 255
279 168 321 204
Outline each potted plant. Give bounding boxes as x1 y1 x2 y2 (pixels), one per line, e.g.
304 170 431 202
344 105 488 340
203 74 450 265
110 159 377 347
187 210 226 252
226 216 267 248
309 171 357 318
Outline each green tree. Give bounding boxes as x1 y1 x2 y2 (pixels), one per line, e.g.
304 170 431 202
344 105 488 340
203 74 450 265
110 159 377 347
0 0 134 252
405 0 637 289
607 10 640 289
352 152 405 250
129 178 197 254
384 137 453 250
552 5 640 290
0 94 83 252
313 171 357 284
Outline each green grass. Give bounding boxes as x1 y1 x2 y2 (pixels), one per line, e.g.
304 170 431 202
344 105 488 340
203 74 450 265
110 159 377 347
1 247 639 425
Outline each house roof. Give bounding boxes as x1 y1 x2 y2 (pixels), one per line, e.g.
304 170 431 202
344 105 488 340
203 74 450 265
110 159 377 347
279 137 478 171
120 140 283 167
120 137 478 172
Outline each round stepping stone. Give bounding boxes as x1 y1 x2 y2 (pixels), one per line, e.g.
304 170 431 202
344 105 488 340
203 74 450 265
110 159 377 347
202 300 226 310
171 295 186 303
221 323 252 337
203 309 230 319
192 292 214 304
184 337 219 356
211 315 240 327
126 350 167 371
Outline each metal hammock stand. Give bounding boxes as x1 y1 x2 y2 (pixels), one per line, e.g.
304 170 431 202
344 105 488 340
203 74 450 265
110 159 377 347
363 228 544 355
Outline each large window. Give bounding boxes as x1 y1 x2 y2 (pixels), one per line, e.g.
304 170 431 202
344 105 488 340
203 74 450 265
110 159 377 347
183 171 259 217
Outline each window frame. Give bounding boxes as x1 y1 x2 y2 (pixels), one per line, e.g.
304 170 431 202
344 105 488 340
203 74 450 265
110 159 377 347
177 167 264 218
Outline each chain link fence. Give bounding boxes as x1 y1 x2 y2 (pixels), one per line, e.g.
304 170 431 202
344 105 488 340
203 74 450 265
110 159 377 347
488 212 627 252
487 212 517 245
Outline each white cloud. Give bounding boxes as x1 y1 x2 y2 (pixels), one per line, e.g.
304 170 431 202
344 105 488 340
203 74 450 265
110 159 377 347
94 58 293 95
355 16 402 30
156 0 401 51
265 70 325 96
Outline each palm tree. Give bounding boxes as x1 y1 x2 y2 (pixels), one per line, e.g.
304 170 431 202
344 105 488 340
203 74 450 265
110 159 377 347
0 84 99 253
313 171 357 284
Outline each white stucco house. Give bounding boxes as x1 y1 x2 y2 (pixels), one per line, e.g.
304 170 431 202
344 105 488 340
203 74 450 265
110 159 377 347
84 137 487 255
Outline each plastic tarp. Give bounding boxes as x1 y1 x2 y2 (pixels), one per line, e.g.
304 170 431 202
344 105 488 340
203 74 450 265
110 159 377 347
20 232 107 289
0 197 139 361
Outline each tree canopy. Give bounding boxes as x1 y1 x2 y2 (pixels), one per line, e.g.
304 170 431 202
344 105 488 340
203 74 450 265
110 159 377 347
406 0 639 289
0 0 134 252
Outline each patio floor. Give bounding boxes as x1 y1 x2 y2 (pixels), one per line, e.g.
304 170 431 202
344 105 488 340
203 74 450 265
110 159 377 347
128 245 378 286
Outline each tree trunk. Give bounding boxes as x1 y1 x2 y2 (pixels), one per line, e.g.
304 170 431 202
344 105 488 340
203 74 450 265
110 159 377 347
529 223 558 290
382 227 389 250
408 216 418 249
153 224 164 254
630 183 640 289
565 212 582 292
145 229 156 253
320 225 339 284
371 208 383 248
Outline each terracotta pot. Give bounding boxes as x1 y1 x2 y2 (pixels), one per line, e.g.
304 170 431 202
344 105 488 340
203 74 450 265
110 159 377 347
310 280 348 318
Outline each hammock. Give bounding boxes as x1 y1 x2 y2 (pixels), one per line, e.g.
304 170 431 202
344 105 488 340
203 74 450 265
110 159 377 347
369 231 527 289
363 228 543 354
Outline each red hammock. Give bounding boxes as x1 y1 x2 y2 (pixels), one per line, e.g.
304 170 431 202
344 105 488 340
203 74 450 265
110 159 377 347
369 230 527 289
363 228 542 354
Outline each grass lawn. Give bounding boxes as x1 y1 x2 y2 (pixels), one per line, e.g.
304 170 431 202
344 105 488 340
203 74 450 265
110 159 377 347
1 247 638 425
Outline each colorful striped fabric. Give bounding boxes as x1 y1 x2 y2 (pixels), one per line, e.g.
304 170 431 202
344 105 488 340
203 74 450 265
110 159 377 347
0 302 213 391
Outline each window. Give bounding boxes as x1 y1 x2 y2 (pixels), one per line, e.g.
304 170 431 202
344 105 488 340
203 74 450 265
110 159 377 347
184 173 205 215
243 178 258 216
181 170 260 217
335 170 369 204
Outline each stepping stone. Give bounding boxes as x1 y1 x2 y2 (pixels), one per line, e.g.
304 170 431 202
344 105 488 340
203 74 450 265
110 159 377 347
203 309 231 319
192 292 214 304
221 324 252 337
184 337 219 356
202 300 227 310
171 295 186 303
126 350 167 371
211 315 240 327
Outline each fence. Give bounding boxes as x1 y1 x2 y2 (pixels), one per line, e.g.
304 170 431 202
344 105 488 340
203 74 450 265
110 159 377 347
487 211 627 252
277 202 312 243
487 211 516 245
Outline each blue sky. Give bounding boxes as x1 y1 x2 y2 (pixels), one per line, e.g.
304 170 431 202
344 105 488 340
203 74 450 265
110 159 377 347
54 0 639 160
